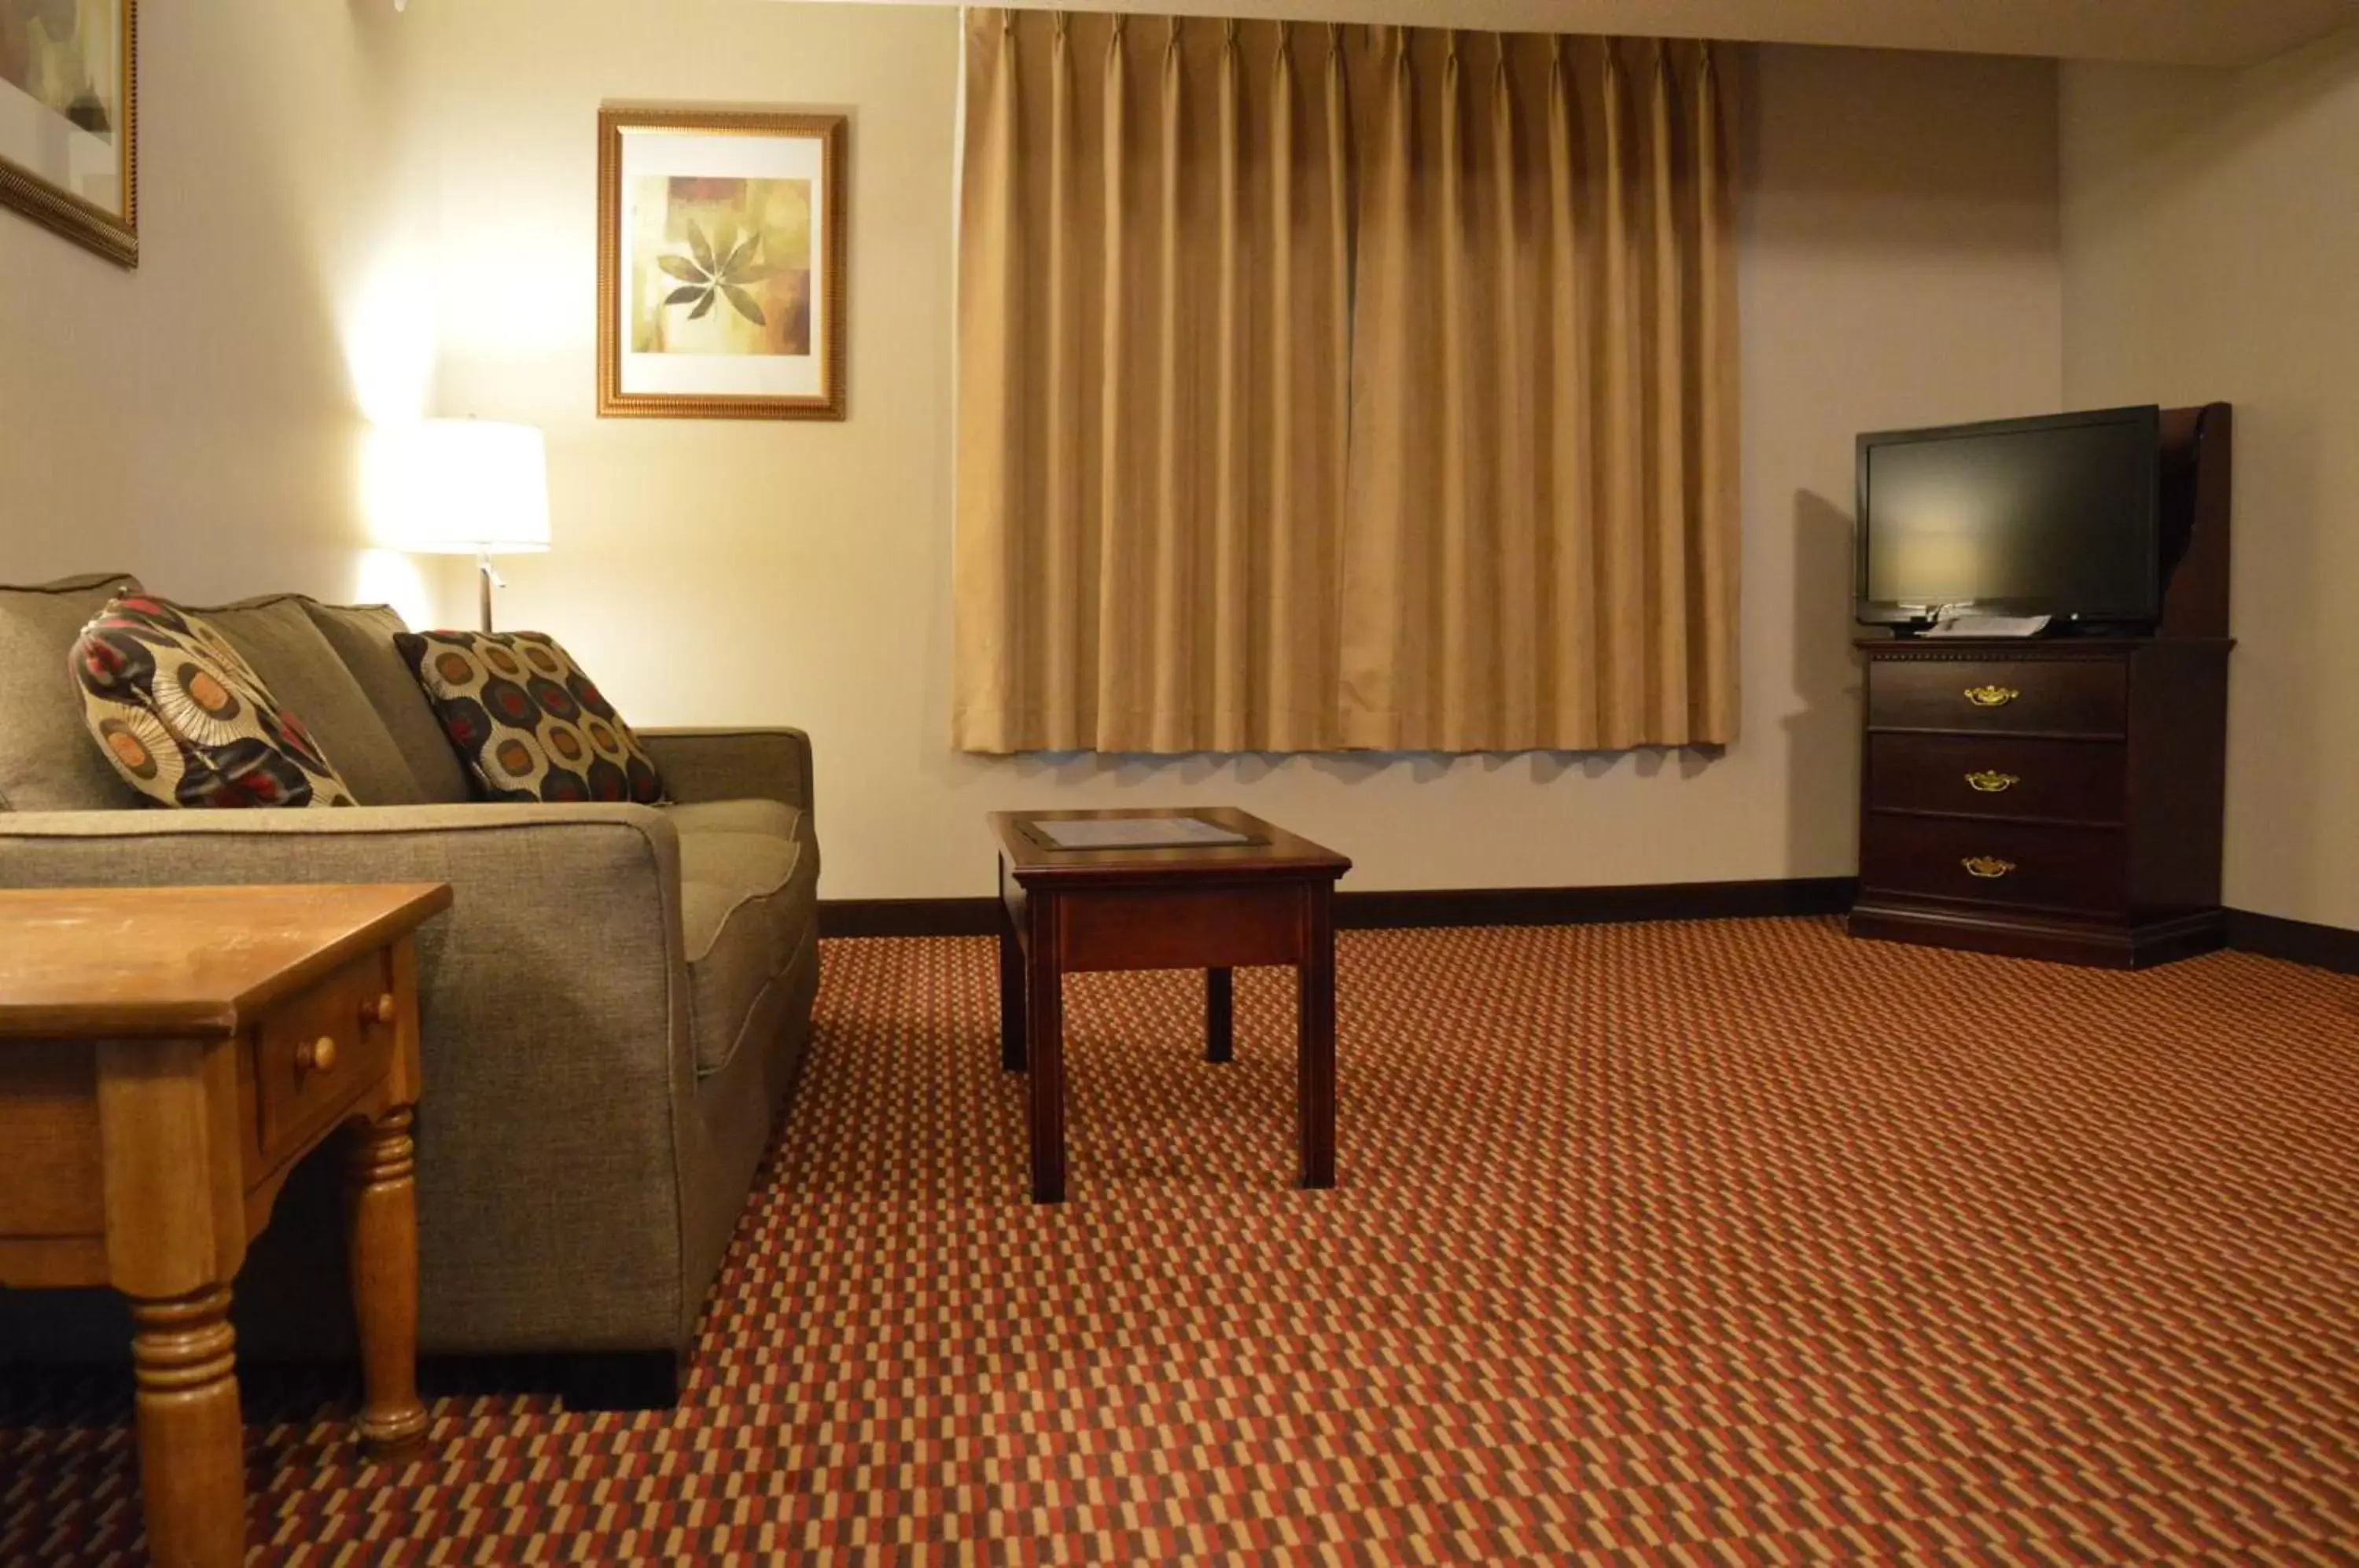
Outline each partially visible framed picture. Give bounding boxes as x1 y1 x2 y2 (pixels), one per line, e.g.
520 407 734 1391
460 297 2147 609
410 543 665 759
0 0 135 266
598 107 848 421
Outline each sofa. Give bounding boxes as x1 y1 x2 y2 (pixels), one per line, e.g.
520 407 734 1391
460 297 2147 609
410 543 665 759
0 572 819 1407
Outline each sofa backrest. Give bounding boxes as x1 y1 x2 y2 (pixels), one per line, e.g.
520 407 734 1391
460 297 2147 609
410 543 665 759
0 572 150 812
299 599 474 804
0 577 478 812
192 594 436 808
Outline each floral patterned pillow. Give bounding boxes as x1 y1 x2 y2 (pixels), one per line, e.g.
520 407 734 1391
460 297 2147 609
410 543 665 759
71 595 357 809
394 630 665 804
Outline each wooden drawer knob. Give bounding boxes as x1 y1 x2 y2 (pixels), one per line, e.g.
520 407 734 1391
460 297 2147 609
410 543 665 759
363 992 397 1027
299 1035 339 1075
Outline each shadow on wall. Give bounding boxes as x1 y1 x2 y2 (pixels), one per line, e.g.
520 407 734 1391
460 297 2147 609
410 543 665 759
116 0 421 603
1787 490 1865 875
2226 399 2331 916
2066 22 2359 226
1746 45 2059 256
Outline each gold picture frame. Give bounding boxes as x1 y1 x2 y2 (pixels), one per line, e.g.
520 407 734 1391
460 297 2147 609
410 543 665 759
0 0 137 266
597 106 848 421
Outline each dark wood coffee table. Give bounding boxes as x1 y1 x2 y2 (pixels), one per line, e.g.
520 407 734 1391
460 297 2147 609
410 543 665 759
990 808 1352 1204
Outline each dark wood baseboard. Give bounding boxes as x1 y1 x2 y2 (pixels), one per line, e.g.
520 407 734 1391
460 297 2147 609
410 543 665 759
1337 877 1858 930
820 898 1002 938
2226 908 2359 976
821 878 1859 940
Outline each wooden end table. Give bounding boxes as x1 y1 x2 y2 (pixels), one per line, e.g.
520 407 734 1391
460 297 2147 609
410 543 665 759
989 808 1351 1204
0 883 452 1568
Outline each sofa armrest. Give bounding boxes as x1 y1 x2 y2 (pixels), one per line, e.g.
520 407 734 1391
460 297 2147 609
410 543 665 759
641 727 813 819
0 804 702 1355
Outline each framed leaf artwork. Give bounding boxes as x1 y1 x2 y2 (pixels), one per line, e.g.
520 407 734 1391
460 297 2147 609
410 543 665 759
598 107 848 421
0 0 136 266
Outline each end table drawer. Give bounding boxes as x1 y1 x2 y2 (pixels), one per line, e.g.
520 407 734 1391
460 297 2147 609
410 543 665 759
256 953 400 1161
1860 814 2127 916
1867 657 2125 737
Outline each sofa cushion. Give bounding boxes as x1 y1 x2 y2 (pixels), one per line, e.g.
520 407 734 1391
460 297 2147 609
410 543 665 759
197 596 429 807
72 595 358 808
300 601 475 805
673 806 817 1077
0 572 148 812
396 630 667 804
668 798 803 840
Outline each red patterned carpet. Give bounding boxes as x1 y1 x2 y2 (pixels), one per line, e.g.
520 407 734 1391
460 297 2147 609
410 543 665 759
6 919 2359 1563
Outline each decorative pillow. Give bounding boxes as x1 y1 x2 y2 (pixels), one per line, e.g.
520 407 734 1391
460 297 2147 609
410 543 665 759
394 630 666 805
70 595 358 809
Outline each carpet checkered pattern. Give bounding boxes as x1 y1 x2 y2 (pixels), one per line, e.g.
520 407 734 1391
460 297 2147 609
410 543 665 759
6 919 2358 1563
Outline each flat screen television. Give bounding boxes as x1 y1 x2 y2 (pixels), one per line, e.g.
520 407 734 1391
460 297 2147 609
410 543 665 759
1856 405 2164 630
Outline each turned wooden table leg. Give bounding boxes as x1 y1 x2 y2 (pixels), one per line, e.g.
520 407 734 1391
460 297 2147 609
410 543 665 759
128 1286 246 1568
1205 968 1234 1064
345 1106 429 1460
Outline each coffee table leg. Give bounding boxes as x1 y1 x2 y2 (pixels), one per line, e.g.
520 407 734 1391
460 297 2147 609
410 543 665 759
128 1284 246 1568
1027 943 1065 1204
1297 887 1336 1189
998 889 1028 1073
346 1106 429 1461
1205 968 1234 1064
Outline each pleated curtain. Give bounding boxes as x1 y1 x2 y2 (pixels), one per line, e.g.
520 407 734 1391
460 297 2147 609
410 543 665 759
953 11 1737 755
955 9 1350 753
1344 30 1736 751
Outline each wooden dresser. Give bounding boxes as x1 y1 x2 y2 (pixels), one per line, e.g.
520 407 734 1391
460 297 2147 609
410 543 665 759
1849 401 2235 970
1849 637 2231 966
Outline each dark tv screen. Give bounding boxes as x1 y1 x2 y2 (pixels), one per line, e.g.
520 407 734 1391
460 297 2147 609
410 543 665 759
1858 407 2162 623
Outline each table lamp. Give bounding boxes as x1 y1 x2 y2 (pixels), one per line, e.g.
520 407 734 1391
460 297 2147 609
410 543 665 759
375 418 551 632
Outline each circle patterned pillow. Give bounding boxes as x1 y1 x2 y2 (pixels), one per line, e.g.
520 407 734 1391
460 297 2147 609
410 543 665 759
393 630 666 804
71 596 358 809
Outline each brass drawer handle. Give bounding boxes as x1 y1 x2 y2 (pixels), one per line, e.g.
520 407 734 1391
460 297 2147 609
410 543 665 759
297 1035 339 1075
1964 771 2021 793
1963 686 2021 708
1961 856 2017 880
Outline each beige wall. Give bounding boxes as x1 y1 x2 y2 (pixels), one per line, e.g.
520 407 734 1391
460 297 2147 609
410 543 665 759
2062 28 2359 932
0 0 439 615
425 2 2063 898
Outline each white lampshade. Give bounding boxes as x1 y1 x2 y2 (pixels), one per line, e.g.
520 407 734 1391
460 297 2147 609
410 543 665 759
371 418 551 555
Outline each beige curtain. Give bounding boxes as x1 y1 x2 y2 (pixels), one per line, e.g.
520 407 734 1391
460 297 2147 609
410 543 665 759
953 13 1737 755
954 9 1352 753
1343 31 1736 751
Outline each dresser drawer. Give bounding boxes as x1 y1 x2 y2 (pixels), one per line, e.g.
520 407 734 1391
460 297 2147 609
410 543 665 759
1864 734 2127 825
1859 815 2126 916
254 951 400 1162
1866 657 2125 736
